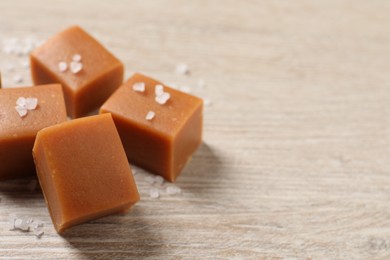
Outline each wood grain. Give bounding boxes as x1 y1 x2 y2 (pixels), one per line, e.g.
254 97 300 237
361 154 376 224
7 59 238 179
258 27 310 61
1 0 390 259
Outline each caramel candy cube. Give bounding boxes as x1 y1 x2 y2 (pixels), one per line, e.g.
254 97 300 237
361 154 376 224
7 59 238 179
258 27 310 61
0 84 67 180
30 26 124 118
100 73 203 182
33 114 139 233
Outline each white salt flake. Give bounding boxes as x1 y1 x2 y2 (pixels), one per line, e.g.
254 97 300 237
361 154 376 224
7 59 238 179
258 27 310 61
155 92 170 105
146 111 155 121
13 75 23 84
176 63 190 75
15 106 27 117
32 221 44 238
25 98 38 110
154 176 164 185
155 84 164 96
16 97 26 107
70 61 82 74
72 54 82 62
149 188 160 199
166 186 181 195
13 218 32 232
58 61 67 72
132 82 145 92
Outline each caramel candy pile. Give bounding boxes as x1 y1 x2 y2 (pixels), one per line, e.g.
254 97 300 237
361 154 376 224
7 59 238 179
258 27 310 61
0 26 203 233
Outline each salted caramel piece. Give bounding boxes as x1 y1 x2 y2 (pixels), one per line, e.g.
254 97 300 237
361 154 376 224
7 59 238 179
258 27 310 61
33 114 139 233
100 73 203 182
0 84 67 180
30 26 124 118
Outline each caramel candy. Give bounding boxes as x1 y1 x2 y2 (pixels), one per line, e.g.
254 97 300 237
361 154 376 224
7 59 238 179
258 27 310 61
30 26 124 118
33 114 139 233
0 84 67 180
100 73 203 182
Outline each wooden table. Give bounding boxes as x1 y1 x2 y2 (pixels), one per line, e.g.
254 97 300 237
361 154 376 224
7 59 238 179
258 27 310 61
1 1 390 258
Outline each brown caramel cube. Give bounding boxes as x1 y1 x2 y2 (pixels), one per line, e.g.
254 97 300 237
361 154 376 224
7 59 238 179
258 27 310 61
0 84 67 180
33 114 139 233
30 26 124 118
100 73 203 182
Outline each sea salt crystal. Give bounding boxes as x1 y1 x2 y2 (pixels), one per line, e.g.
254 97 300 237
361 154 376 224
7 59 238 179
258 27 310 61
149 188 160 199
15 106 28 117
72 54 82 62
154 176 164 185
58 61 67 72
13 218 32 232
155 84 164 96
176 63 190 75
16 97 26 107
132 82 145 92
70 61 82 74
146 111 155 121
25 98 38 110
155 92 170 105
166 186 181 195
32 222 44 238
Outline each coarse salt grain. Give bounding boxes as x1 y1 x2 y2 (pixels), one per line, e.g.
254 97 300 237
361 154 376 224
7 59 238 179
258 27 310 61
58 61 67 72
149 188 160 199
25 98 38 110
16 97 26 107
15 106 28 117
175 63 190 75
155 92 170 105
155 84 164 96
145 175 155 184
166 186 181 195
132 82 145 92
72 54 82 62
146 111 155 121
70 61 82 74
154 175 164 185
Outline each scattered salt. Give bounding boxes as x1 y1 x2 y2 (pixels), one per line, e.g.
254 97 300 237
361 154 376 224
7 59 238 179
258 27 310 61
175 63 190 75
13 75 23 84
70 61 82 74
15 96 39 117
15 105 28 117
25 98 38 110
16 97 26 107
12 218 32 232
132 82 145 92
149 188 160 199
72 54 82 62
32 222 44 238
155 92 170 105
154 176 164 185
145 175 155 184
58 61 68 72
146 111 155 121
166 186 181 195
155 84 164 96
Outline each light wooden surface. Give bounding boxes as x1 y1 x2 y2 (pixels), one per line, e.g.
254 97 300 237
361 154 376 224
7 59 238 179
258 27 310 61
1 0 390 259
